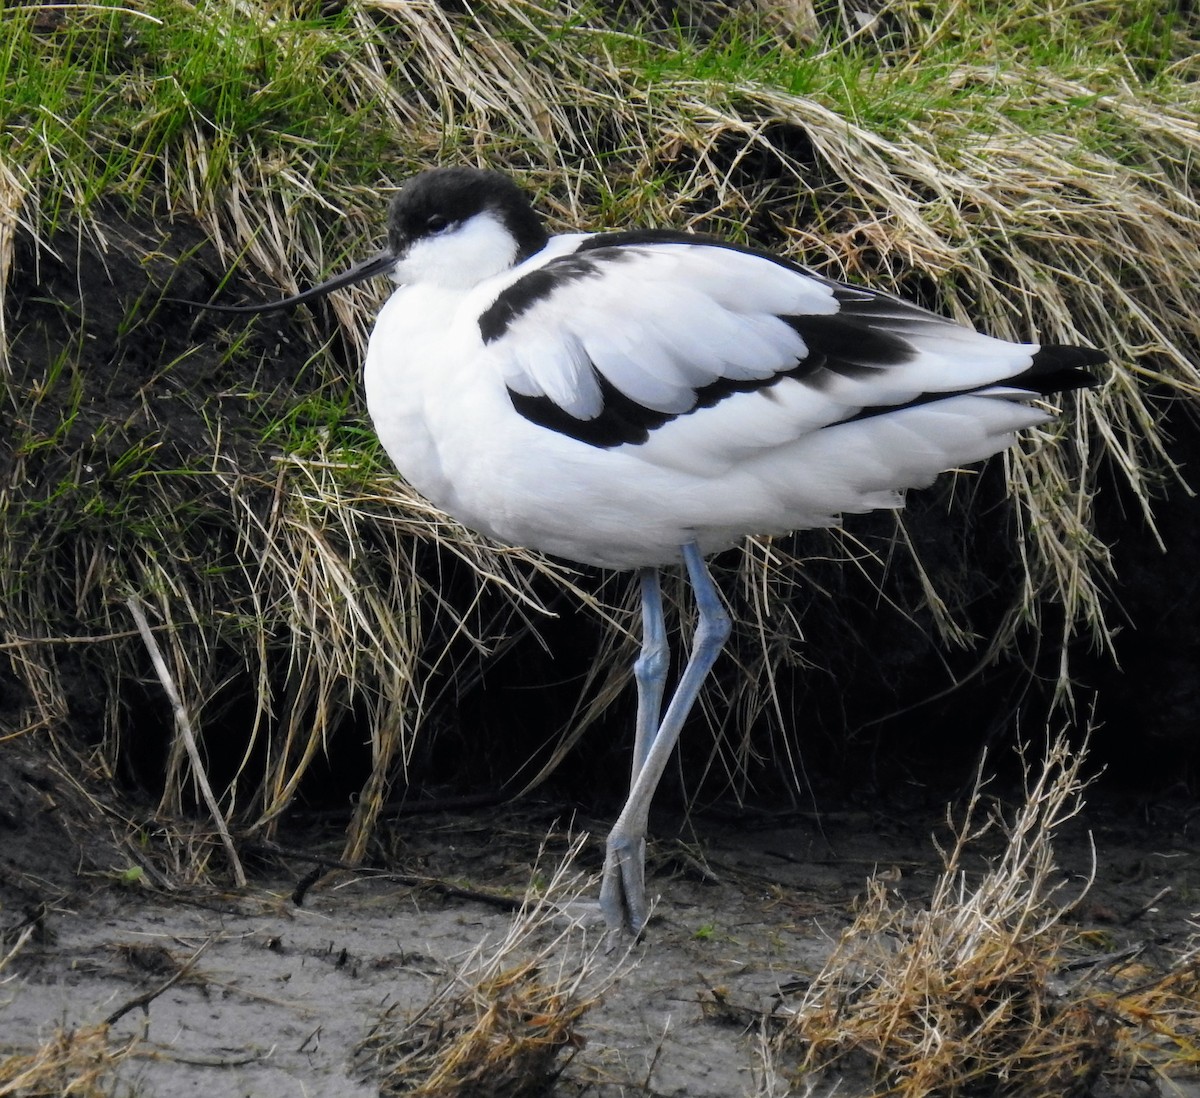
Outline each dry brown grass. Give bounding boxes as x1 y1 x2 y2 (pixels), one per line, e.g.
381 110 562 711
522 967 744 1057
780 734 1103 1095
355 833 627 1097
773 733 1200 1095
0 1025 135 1098
1106 949 1200 1083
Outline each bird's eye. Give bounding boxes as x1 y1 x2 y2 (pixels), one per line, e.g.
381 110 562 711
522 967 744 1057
426 214 450 234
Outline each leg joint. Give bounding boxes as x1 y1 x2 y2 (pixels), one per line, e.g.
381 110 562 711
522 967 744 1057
634 638 669 685
697 603 732 648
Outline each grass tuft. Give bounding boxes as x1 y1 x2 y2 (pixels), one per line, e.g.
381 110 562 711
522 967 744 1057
776 732 1200 1094
355 833 625 1097
0 1023 134 1098
782 733 1104 1095
0 929 137 1098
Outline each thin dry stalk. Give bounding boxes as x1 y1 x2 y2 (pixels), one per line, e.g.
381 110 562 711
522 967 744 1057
0 157 30 380
0 927 34 986
126 595 246 886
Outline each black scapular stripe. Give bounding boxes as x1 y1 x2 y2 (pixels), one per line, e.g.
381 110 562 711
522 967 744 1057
506 311 924 449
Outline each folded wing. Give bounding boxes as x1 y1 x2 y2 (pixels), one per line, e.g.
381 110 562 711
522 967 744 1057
476 234 1100 473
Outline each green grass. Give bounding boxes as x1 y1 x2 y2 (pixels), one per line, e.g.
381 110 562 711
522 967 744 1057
2 6 376 208
1 0 1198 875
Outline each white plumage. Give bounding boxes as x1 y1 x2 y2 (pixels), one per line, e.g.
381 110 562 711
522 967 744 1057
204 166 1102 934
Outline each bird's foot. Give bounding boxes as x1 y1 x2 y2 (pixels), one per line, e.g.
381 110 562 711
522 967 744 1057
598 832 650 935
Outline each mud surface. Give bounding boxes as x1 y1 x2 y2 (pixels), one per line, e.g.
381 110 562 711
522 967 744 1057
3 751 1199 1098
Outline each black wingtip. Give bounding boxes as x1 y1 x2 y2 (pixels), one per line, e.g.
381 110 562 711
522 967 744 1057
1021 344 1106 395
1032 344 1107 369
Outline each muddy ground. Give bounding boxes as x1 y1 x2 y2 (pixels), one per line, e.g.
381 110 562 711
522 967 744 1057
2 742 1199 1098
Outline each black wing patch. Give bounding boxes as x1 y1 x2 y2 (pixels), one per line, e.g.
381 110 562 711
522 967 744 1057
479 249 637 344
507 346 836 450
479 231 754 345
505 290 919 449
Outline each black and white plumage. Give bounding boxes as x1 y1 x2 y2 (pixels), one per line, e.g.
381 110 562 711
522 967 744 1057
208 166 1102 933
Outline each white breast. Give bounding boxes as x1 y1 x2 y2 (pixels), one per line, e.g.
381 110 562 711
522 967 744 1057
363 284 475 517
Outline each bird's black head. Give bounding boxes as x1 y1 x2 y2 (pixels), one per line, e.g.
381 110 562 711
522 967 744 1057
386 167 549 264
176 167 550 314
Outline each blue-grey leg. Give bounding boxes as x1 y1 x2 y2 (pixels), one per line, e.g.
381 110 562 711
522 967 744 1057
599 541 732 933
630 567 667 784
